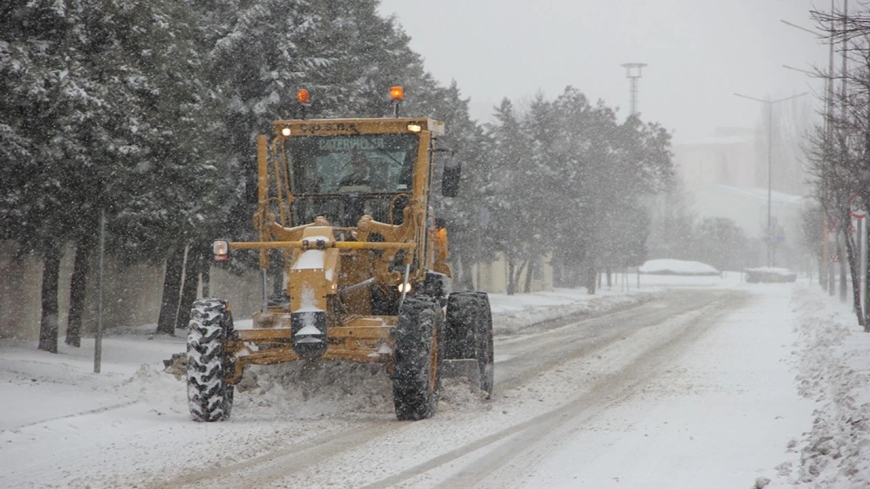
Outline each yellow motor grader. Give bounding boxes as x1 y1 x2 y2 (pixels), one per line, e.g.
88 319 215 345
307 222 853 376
186 87 493 422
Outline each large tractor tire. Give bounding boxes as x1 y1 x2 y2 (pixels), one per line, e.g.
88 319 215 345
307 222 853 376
444 292 494 399
391 298 442 420
187 299 235 422
476 293 494 397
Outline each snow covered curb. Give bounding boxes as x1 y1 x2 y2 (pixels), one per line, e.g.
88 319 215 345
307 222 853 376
783 284 870 487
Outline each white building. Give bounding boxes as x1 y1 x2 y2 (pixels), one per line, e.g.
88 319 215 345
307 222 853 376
672 127 810 269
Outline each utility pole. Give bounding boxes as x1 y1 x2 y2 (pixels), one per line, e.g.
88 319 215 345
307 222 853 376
621 63 647 116
823 0 837 295
734 92 808 267
839 0 849 303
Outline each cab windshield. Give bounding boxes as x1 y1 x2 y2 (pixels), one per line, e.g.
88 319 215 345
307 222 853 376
284 134 420 227
286 134 419 195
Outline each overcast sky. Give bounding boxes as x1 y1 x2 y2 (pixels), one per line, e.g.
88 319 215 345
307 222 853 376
378 0 830 144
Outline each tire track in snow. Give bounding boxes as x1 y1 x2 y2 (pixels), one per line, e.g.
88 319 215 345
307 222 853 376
150 420 398 489
493 291 717 395
449 292 747 489
360 291 747 489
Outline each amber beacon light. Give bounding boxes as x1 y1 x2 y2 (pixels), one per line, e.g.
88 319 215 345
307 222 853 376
297 88 311 105
389 86 404 102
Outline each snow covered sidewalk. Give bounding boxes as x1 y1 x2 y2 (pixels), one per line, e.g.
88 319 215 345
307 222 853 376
773 284 870 487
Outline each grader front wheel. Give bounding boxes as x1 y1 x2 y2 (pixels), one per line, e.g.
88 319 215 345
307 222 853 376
186 299 235 422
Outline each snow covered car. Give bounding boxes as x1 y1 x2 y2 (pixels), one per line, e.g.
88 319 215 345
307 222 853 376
744 267 797 283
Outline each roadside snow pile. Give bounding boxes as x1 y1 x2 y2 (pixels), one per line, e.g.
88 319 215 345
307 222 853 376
783 285 870 487
639 258 720 276
746 267 797 283
116 364 188 416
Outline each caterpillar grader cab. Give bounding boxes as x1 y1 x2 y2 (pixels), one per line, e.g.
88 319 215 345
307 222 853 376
186 87 493 422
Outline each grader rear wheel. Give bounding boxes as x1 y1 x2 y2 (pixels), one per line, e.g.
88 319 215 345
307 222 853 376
444 292 494 399
391 298 442 420
476 293 494 398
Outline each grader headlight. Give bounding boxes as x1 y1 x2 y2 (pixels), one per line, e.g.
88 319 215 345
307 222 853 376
397 282 412 294
281 127 291 137
407 123 422 133
213 240 229 262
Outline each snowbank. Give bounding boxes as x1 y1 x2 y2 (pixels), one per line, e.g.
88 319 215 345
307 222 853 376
639 258 720 276
775 284 870 487
745 267 797 283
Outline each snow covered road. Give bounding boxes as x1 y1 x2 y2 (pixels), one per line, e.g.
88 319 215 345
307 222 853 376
525 285 813 488
0 280 849 488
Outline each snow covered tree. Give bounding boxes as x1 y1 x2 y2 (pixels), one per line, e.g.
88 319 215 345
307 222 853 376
0 0 100 352
485 98 542 295
807 6 870 325
482 87 674 293
693 217 749 272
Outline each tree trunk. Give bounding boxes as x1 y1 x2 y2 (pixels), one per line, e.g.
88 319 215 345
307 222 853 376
819 250 826 292
66 238 93 347
507 259 516 296
38 246 62 353
156 245 186 335
515 261 526 294
457 252 476 291
552 255 563 287
606 268 612 288
201 257 211 298
842 219 865 327
175 245 203 331
586 262 597 295
866 225 870 325
523 259 535 293
838 233 848 303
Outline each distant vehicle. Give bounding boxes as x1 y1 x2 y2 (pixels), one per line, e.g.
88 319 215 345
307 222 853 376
744 267 797 283
639 259 720 276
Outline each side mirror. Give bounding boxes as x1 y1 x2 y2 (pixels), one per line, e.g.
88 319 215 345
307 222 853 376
442 158 461 198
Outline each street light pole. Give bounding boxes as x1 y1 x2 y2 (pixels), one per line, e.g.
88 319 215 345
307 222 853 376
734 91 809 267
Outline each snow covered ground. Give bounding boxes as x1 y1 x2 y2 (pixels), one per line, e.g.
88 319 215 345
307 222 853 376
1 273 868 487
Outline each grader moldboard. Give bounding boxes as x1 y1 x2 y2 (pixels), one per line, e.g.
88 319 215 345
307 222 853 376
186 87 493 422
